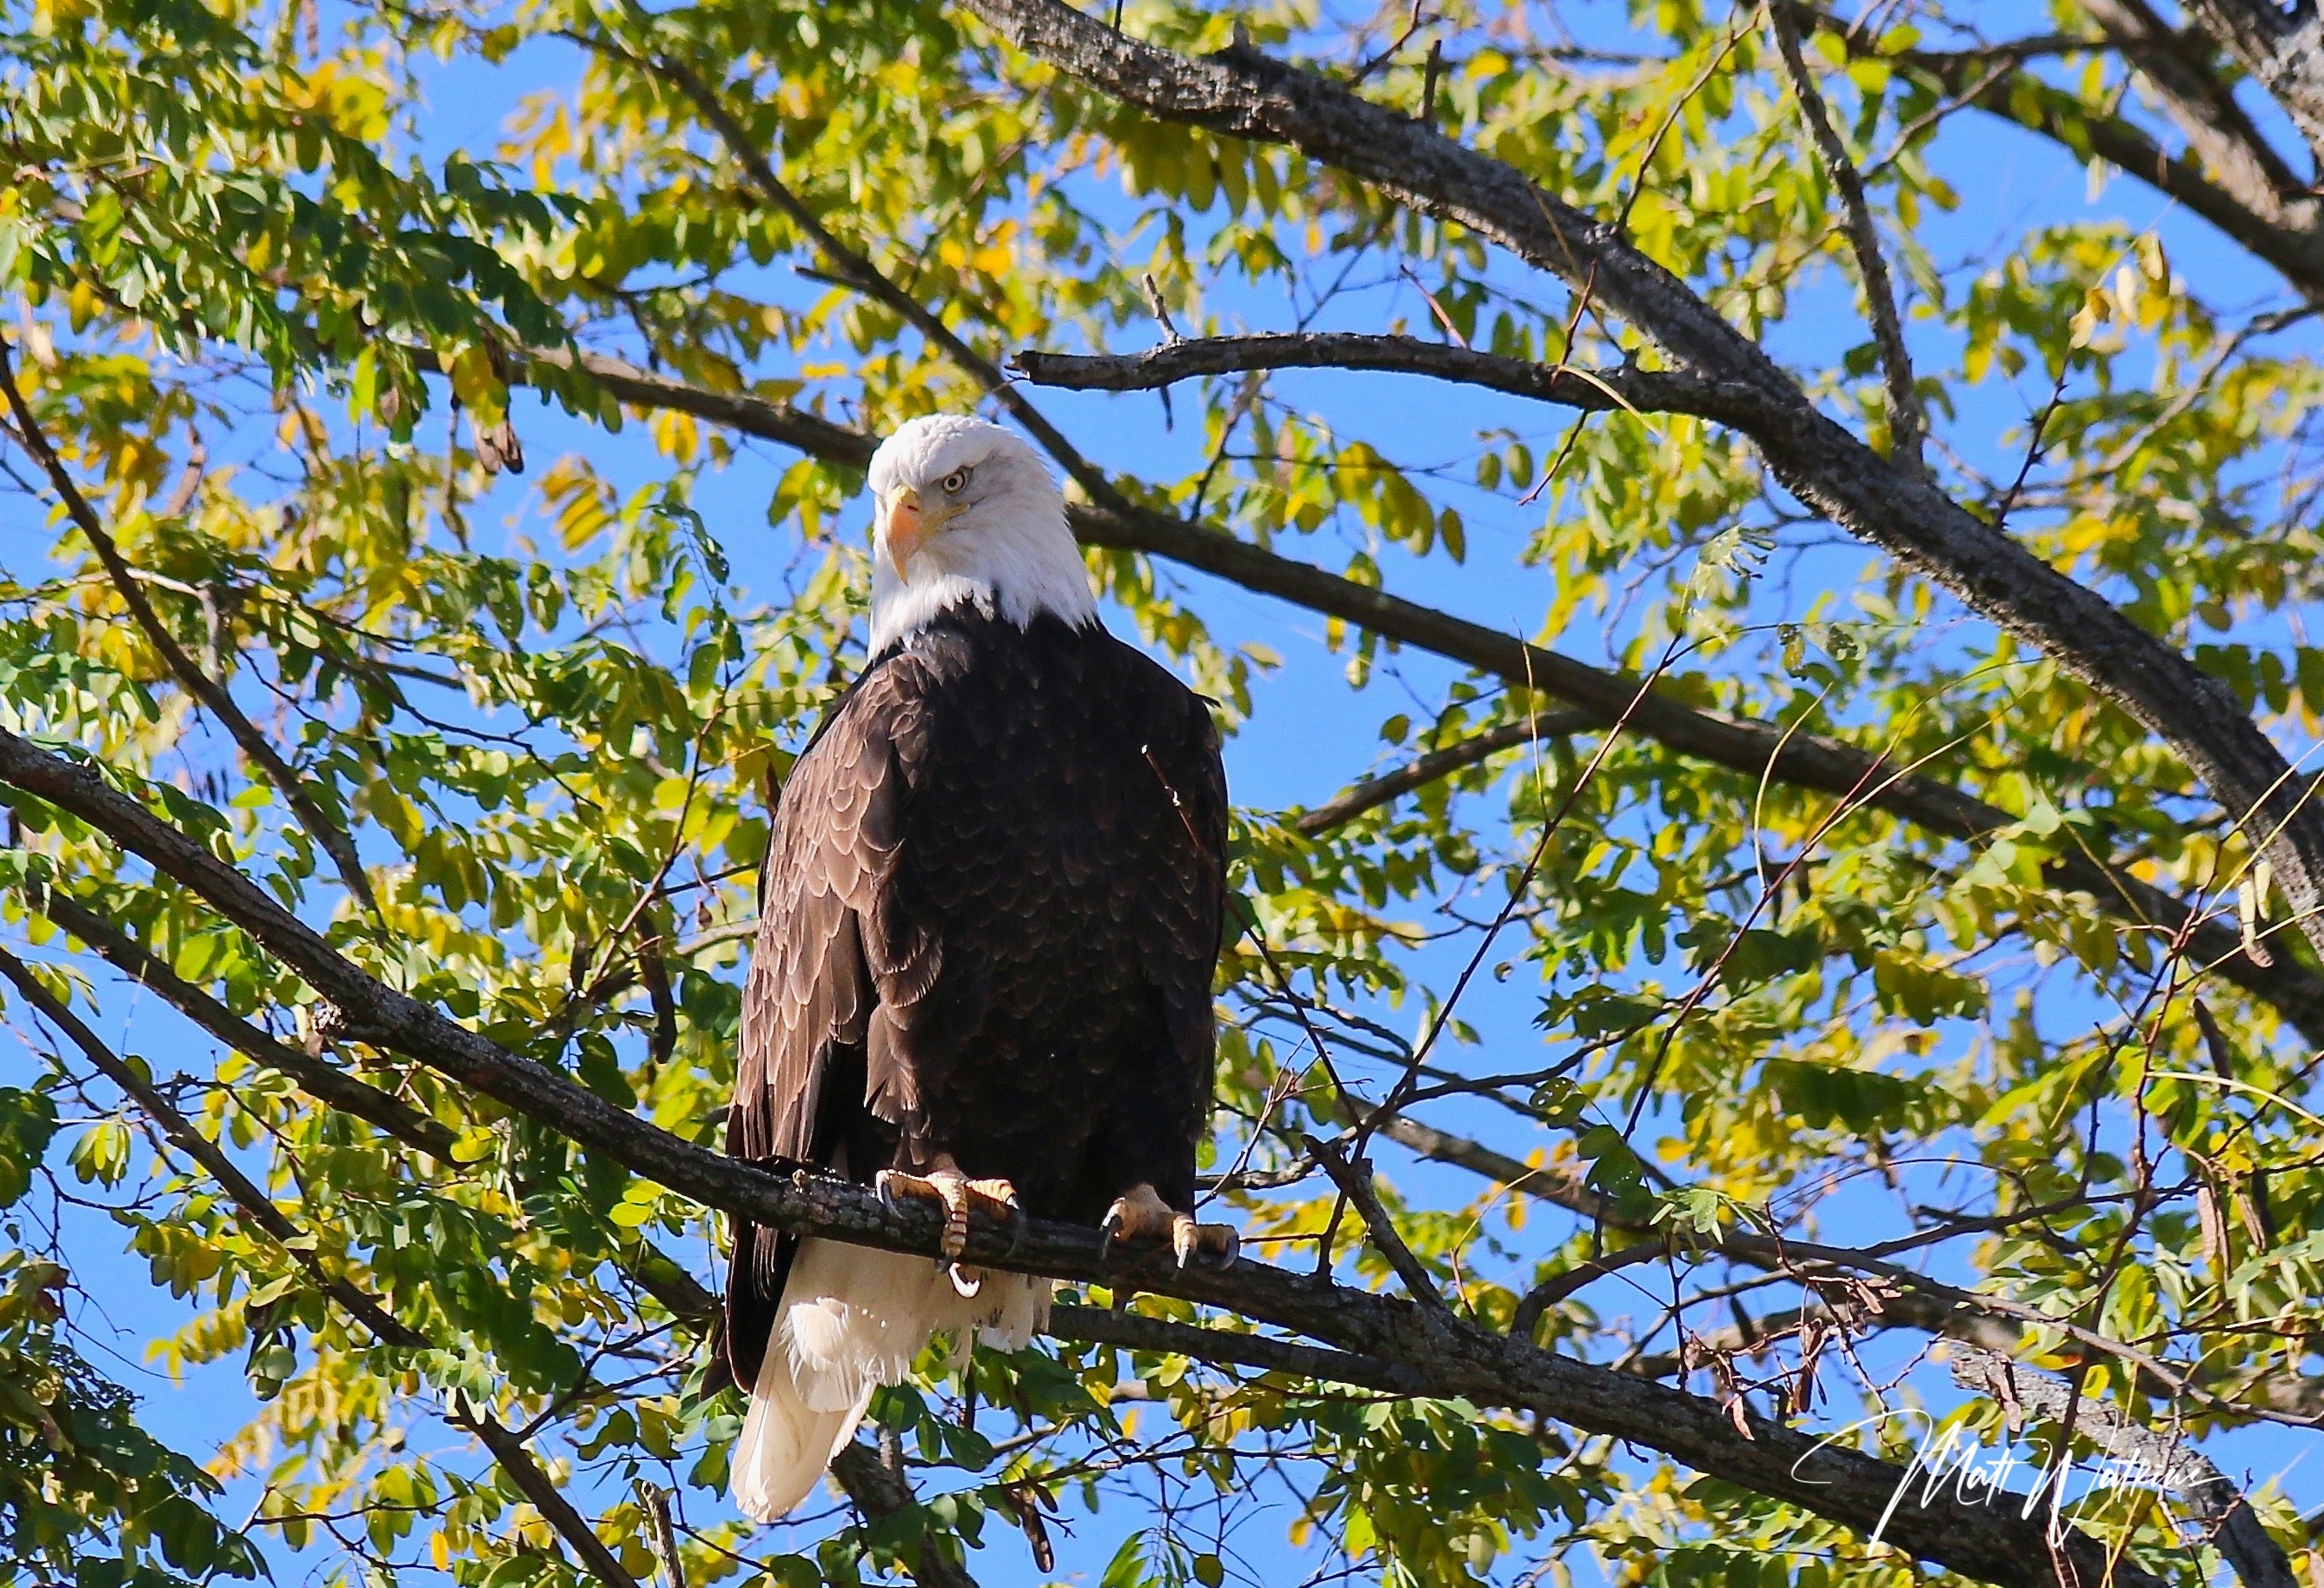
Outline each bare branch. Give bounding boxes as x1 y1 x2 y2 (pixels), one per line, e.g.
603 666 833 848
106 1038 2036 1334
1010 334 1760 418
1509 1239 1669 1342
411 342 877 471
1768 4 1927 473
1305 1133 1452 1314
1296 713 1594 834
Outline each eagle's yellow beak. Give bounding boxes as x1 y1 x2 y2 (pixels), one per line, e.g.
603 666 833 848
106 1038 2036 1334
885 487 963 579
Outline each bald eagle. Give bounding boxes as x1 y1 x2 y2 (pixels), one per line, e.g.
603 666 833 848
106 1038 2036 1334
724 415 1237 1520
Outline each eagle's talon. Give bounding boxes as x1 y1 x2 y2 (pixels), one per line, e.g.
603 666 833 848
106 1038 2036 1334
879 1159 1018 1262
1172 1214 1239 1269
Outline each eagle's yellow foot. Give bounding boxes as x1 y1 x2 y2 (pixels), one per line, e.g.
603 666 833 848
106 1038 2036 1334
878 1154 1021 1260
1101 1183 1239 1269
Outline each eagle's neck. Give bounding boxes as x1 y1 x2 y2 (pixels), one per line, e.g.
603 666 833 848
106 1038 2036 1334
867 504 1098 654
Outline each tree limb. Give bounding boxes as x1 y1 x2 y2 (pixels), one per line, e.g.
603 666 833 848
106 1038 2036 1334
1796 6 2324 299
1305 1133 1453 1314
1296 713 1594 834
1950 1346 2297 1588
16 878 722 1329
0 724 2167 1588
1361 1109 2324 1422
574 21 1115 508
2178 1 2324 171
2080 0 2310 209
1768 5 1927 473
963 0 2324 973
827 1444 981 1588
1010 335 1763 418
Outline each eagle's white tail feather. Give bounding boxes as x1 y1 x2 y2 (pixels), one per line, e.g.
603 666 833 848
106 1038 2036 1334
731 1238 1050 1523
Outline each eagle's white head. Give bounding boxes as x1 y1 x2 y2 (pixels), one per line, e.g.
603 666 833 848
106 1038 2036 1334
865 415 1099 654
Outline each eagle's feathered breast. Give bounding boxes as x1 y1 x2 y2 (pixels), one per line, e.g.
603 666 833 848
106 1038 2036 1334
723 607 1227 1391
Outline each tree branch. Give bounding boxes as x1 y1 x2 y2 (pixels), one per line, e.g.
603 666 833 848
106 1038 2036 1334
1305 1133 1452 1314
0 724 2166 1588
1010 335 1763 418
16 878 721 1330
572 21 1116 509
1796 7 2324 299
963 0 2324 973
2179 1 2324 171
1296 713 1594 834
827 1444 980 1588
413 342 878 472
1949 1347 2297 1588
1358 1106 2324 1423
2081 0 2310 208
1049 1301 1424 1392
0 338 380 915
0 947 642 1588
1767 5 1927 473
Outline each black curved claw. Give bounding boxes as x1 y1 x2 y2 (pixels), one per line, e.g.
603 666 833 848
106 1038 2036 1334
1097 1206 1125 1254
1004 1201 1030 1258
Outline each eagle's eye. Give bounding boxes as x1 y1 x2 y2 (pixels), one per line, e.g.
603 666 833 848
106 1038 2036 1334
939 468 971 495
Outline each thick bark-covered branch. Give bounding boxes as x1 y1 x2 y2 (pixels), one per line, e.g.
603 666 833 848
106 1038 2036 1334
1365 1108 2324 1421
0 728 2162 1588
17 879 722 1327
1950 1347 2297 1588
1011 335 1760 417
2080 1 2311 207
964 0 2324 976
2181 1 2324 169
828 1444 980 1588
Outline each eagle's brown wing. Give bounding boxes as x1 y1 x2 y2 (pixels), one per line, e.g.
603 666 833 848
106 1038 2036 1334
1125 657 1232 1185
720 662 936 1391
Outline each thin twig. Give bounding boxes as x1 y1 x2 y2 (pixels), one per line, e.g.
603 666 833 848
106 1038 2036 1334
1296 712 1594 834
1304 1133 1451 1314
1768 3 1928 474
